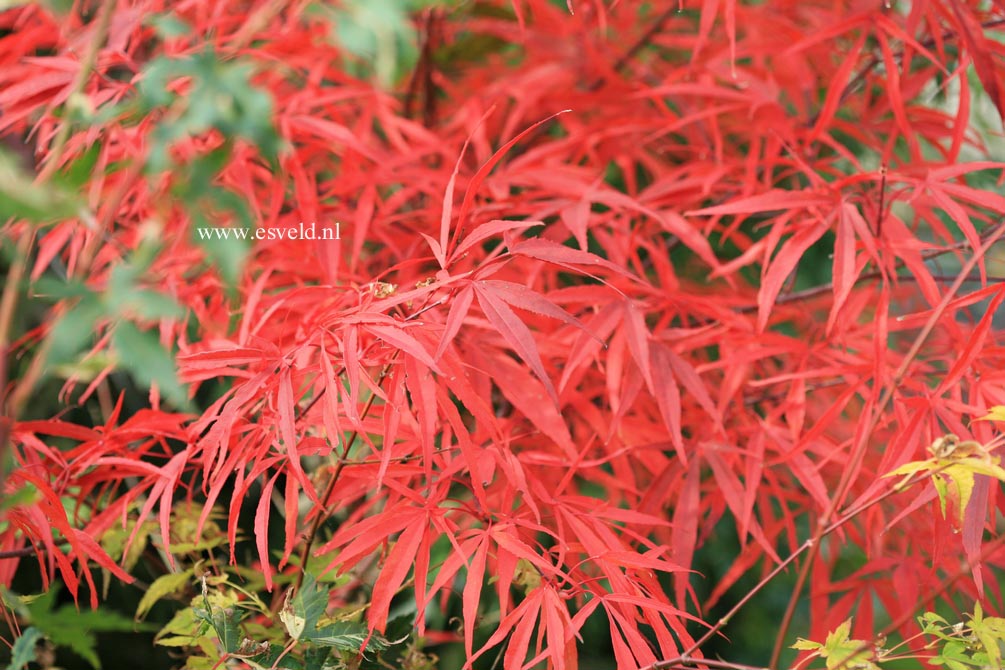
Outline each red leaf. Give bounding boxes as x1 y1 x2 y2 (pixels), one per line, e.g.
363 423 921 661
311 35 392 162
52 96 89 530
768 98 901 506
687 190 831 217
757 215 831 331
937 287 1005 394
404 356 437 480
509 238 639 283
479 350 576 459
365 323 441 372
505 590 543 670
829 202 862 333
462 538 488 658
256 471 280 591
650 345 685 461
672 457 700 608
951 1 1005 124
435 284 474 360
369 518 426 632
479 280 589 334
622 301 652 392
450 110 571 252
474 283 558 405
451 219 544 262
278 366 312 497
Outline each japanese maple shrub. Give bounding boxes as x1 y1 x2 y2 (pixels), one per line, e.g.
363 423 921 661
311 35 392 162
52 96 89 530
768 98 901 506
2 1 1005 669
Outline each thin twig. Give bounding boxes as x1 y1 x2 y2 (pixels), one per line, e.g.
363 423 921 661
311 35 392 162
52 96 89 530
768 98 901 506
647 466 947 670
737 223 1005 314
609 7 679 80
289 359 396 596
825 531 1005 670
874 164 887 237
0 232 34 491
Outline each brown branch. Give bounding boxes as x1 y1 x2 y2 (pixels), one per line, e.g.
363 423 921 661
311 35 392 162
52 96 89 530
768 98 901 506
611 7 679 78
0 538 69 560
0 232 33 492
875 164 888 237
655 659 777 670
404 8 439 124
586 5 679 92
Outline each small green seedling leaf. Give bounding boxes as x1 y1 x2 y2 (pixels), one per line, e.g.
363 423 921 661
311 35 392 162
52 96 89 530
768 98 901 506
5 627 43 670
792 619 880 670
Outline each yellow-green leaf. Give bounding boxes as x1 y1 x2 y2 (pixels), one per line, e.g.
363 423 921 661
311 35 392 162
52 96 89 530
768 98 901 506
792 638 823 651
137 570 194 621
976 406 1005 422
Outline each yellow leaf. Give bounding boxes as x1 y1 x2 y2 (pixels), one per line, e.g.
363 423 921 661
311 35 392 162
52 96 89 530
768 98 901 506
942 464 976 525
792 638 823 651
883 460 937 478
976 406 1005 422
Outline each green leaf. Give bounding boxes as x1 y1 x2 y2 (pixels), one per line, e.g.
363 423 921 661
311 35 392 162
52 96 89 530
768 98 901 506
138 49 280 173
23 589 146 670
312 621 389 653
145 11 191 38
52 143 101 190
0 484 38 512
795 618 880 670
194 602 243 655
933 639 981 669
246 644 308 670
111 320 190 409
280 573 328 642
0 151 80 224
5 627 42 670
968 603 1005 668
191 189 252 289
791 638 824 651
106 262 184 321
137 570 194 621
45 294 106 367
155 605 200 645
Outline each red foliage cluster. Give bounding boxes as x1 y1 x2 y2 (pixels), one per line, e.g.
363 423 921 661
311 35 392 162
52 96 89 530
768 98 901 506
3 0 1005 668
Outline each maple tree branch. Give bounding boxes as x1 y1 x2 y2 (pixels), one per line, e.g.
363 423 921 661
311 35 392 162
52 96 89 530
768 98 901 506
665 465 941 670
825 530 1005 670
737 222 1005 314
0 231 33 492
403 8 439 123
610 6 679 79
0 544 48 560
656 659 777 670
768 218 1005 668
